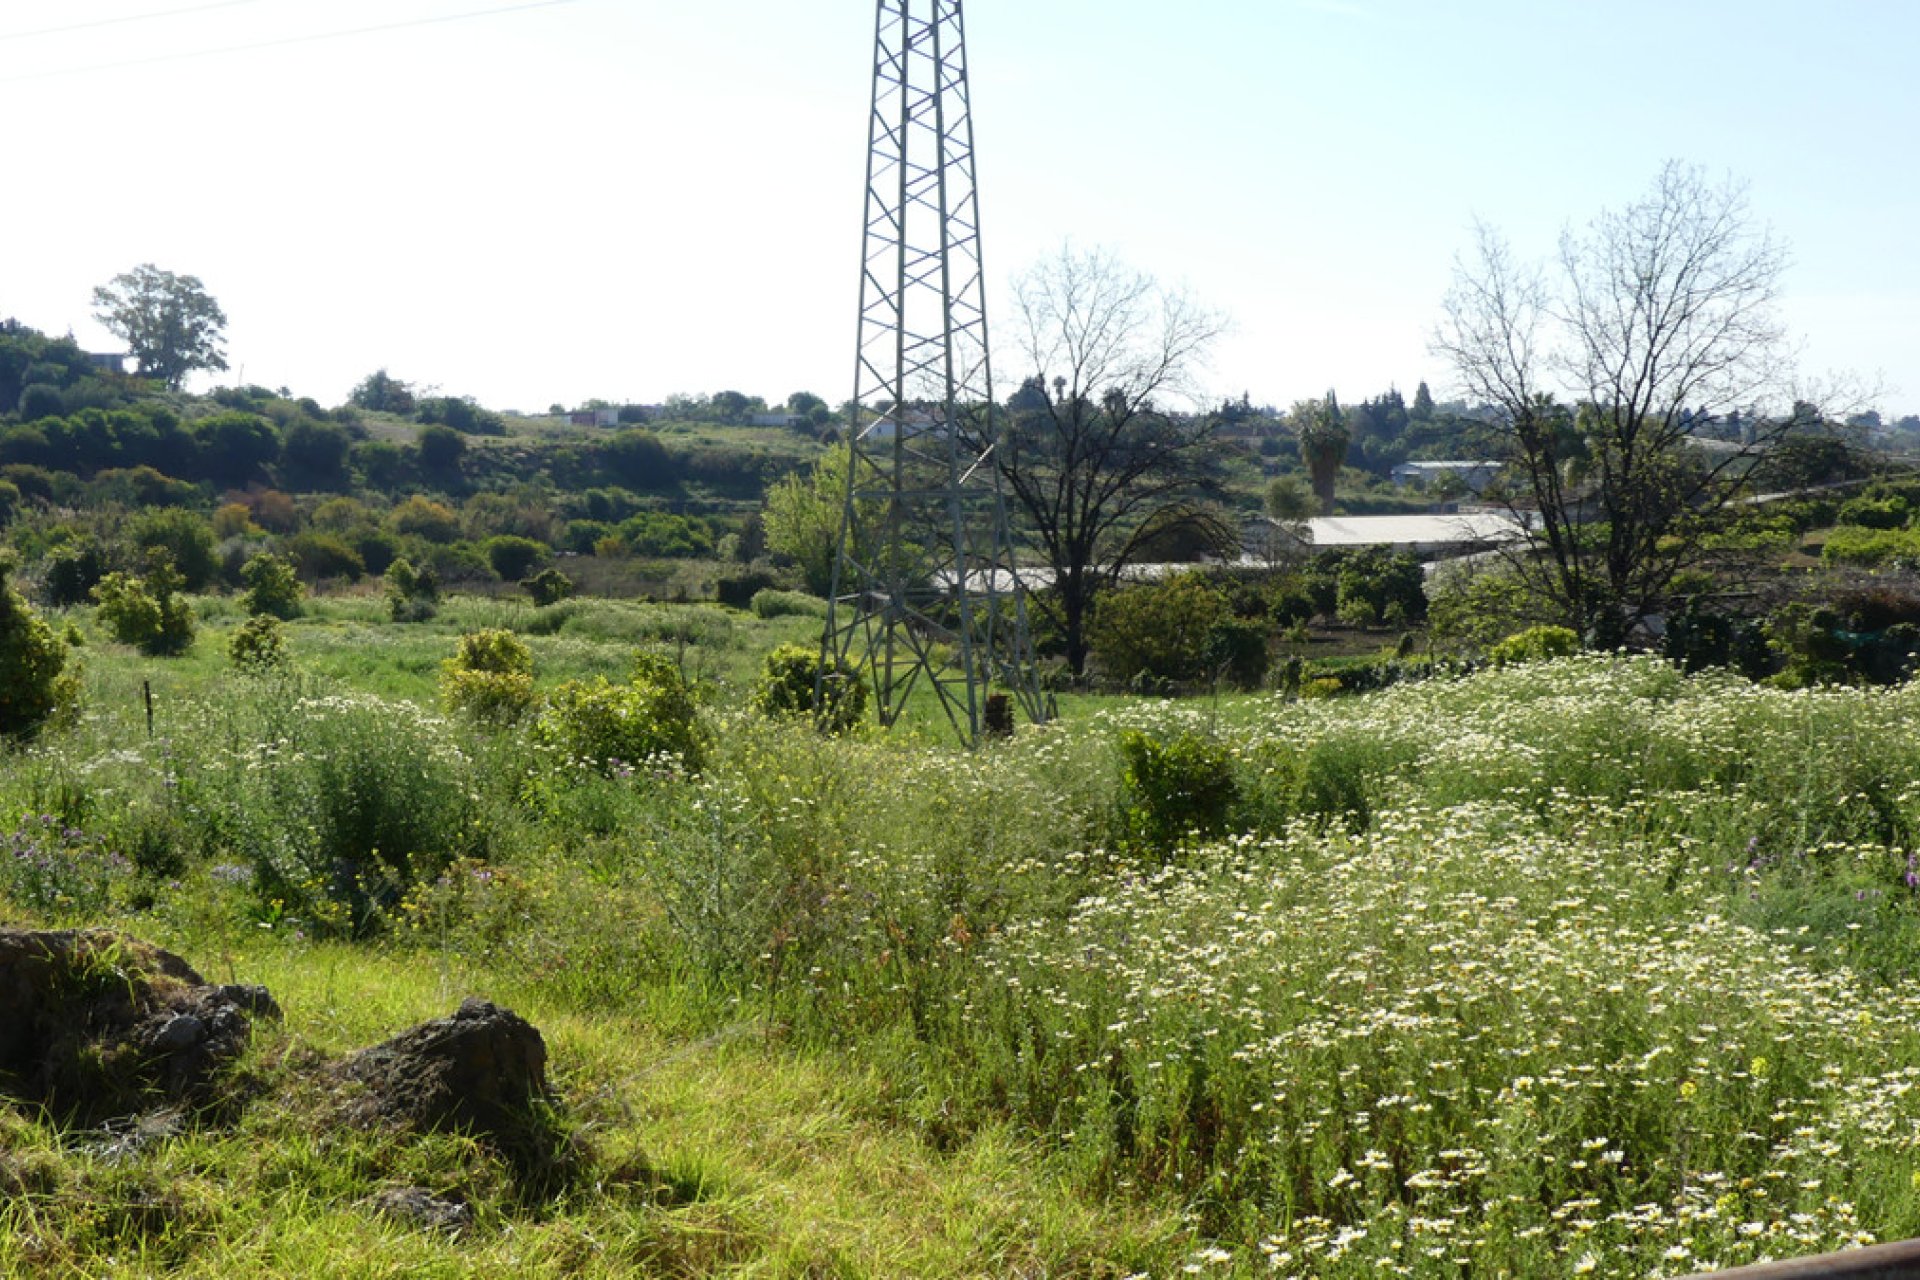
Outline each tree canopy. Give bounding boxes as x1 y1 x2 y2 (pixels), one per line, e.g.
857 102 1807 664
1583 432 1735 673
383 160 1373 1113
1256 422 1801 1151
91 264 229 390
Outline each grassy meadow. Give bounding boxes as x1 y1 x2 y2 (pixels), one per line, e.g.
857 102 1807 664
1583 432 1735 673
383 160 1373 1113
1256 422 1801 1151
6 598 1920 1277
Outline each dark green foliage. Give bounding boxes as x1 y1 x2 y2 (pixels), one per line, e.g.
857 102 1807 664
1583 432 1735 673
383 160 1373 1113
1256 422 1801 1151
0 554 78 738
352 439 410 490
416 424 466 476
416 395 502 434
521 567 574 608
42 538 109 607
1118 729 1238 857
563 519 613 554
238 552 303 619
1835 494 1910 531
279 419 353 490
193 412 280 486
126 507 218 592
600 430 674 489
749 588 827 620
483 535 549 581
284 532 365 582
227 614 290 671
751 643 866 734
715 569 779 610
347 368 415 415
1202 616 1271 690
18 383 63 421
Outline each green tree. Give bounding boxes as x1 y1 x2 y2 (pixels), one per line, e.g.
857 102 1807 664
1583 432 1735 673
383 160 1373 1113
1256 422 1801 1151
416 424 466 476
92 551 195 656
763 446 876 596
1411 381 1435 421
993 246 1231 674
238 552 304 619
347 368 416 415
91 264 229 390
0 553 78 739
127 507 218 592
1296 391 1349 516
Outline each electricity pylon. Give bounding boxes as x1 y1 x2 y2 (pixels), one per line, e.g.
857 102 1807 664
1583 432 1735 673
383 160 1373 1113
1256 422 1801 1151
822 0 1044 744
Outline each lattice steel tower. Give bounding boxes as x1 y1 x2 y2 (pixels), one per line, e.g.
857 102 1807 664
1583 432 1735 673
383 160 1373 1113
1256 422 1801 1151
823 0 1043 742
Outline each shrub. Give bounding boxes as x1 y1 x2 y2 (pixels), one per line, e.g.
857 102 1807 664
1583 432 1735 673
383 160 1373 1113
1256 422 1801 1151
0 555 79 739
126 507 219 592
384 557 439 622
441 628 536 724
1836 493 1910 531
1117 729 1238 857
42 538 109 607
1089 571 1229 684
1202 615 1271 690
199 690 485 936
522 566 574 607
238 552 303 619
1487 624 1581 666
1821 524 1920 568
91 553 194 656
284 532 366 582
716 570 780 609
484 534 549 581
749 588 827 619
389 495 461 543
17 383 63 421
751 642 866 734
228 614 290 671
532 652 703 774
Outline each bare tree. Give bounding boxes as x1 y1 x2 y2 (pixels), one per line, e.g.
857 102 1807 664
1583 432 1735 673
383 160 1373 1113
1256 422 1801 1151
1434 162 1801 642
994 246 1230 674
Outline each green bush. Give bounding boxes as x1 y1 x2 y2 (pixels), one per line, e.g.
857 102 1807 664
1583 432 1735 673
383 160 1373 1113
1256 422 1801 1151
238 552 303 619
1821 524 1920 568
441 628 536 725
484 534 549 581
383 557 439 622
126 507 219 592
1202 616 1271 690
196 689 485 936
749 588 828 619
228 614 290 671
1487 624 1581 666
1089 571 1228 684
0 555 79 739
1118 729 1238 857
522 566 574 607
91 553 194 656
284 532 365 582
532 651 703 774
750 642 866 734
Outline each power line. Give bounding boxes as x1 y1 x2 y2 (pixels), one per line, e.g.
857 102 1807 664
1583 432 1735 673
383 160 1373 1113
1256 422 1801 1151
0 0 271 44
0 0 582 84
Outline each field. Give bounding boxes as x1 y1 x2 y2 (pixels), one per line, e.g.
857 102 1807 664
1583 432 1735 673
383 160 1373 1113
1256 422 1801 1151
6 600 1920 1277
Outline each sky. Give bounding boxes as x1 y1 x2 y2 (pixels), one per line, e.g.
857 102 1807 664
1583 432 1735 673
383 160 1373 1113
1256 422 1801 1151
2 0 1916 418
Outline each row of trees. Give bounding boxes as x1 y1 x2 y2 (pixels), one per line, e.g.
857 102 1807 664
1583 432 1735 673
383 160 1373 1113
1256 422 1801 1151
773 163 1865 673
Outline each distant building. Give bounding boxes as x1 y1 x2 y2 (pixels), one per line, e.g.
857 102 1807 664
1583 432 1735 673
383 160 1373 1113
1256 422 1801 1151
86 352 128 375
750 413 806 428
1241 512 1526 560
1390 460 1501 493
568 408 621 428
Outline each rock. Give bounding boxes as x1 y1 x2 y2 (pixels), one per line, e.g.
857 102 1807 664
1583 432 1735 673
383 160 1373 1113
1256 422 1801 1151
342 997 573 1191
0 928 279 1122
343 997 550 1136
367 1186 473 1235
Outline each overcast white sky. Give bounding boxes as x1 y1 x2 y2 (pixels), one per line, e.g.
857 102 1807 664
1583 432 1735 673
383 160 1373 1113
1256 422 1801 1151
2 0 1916 417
